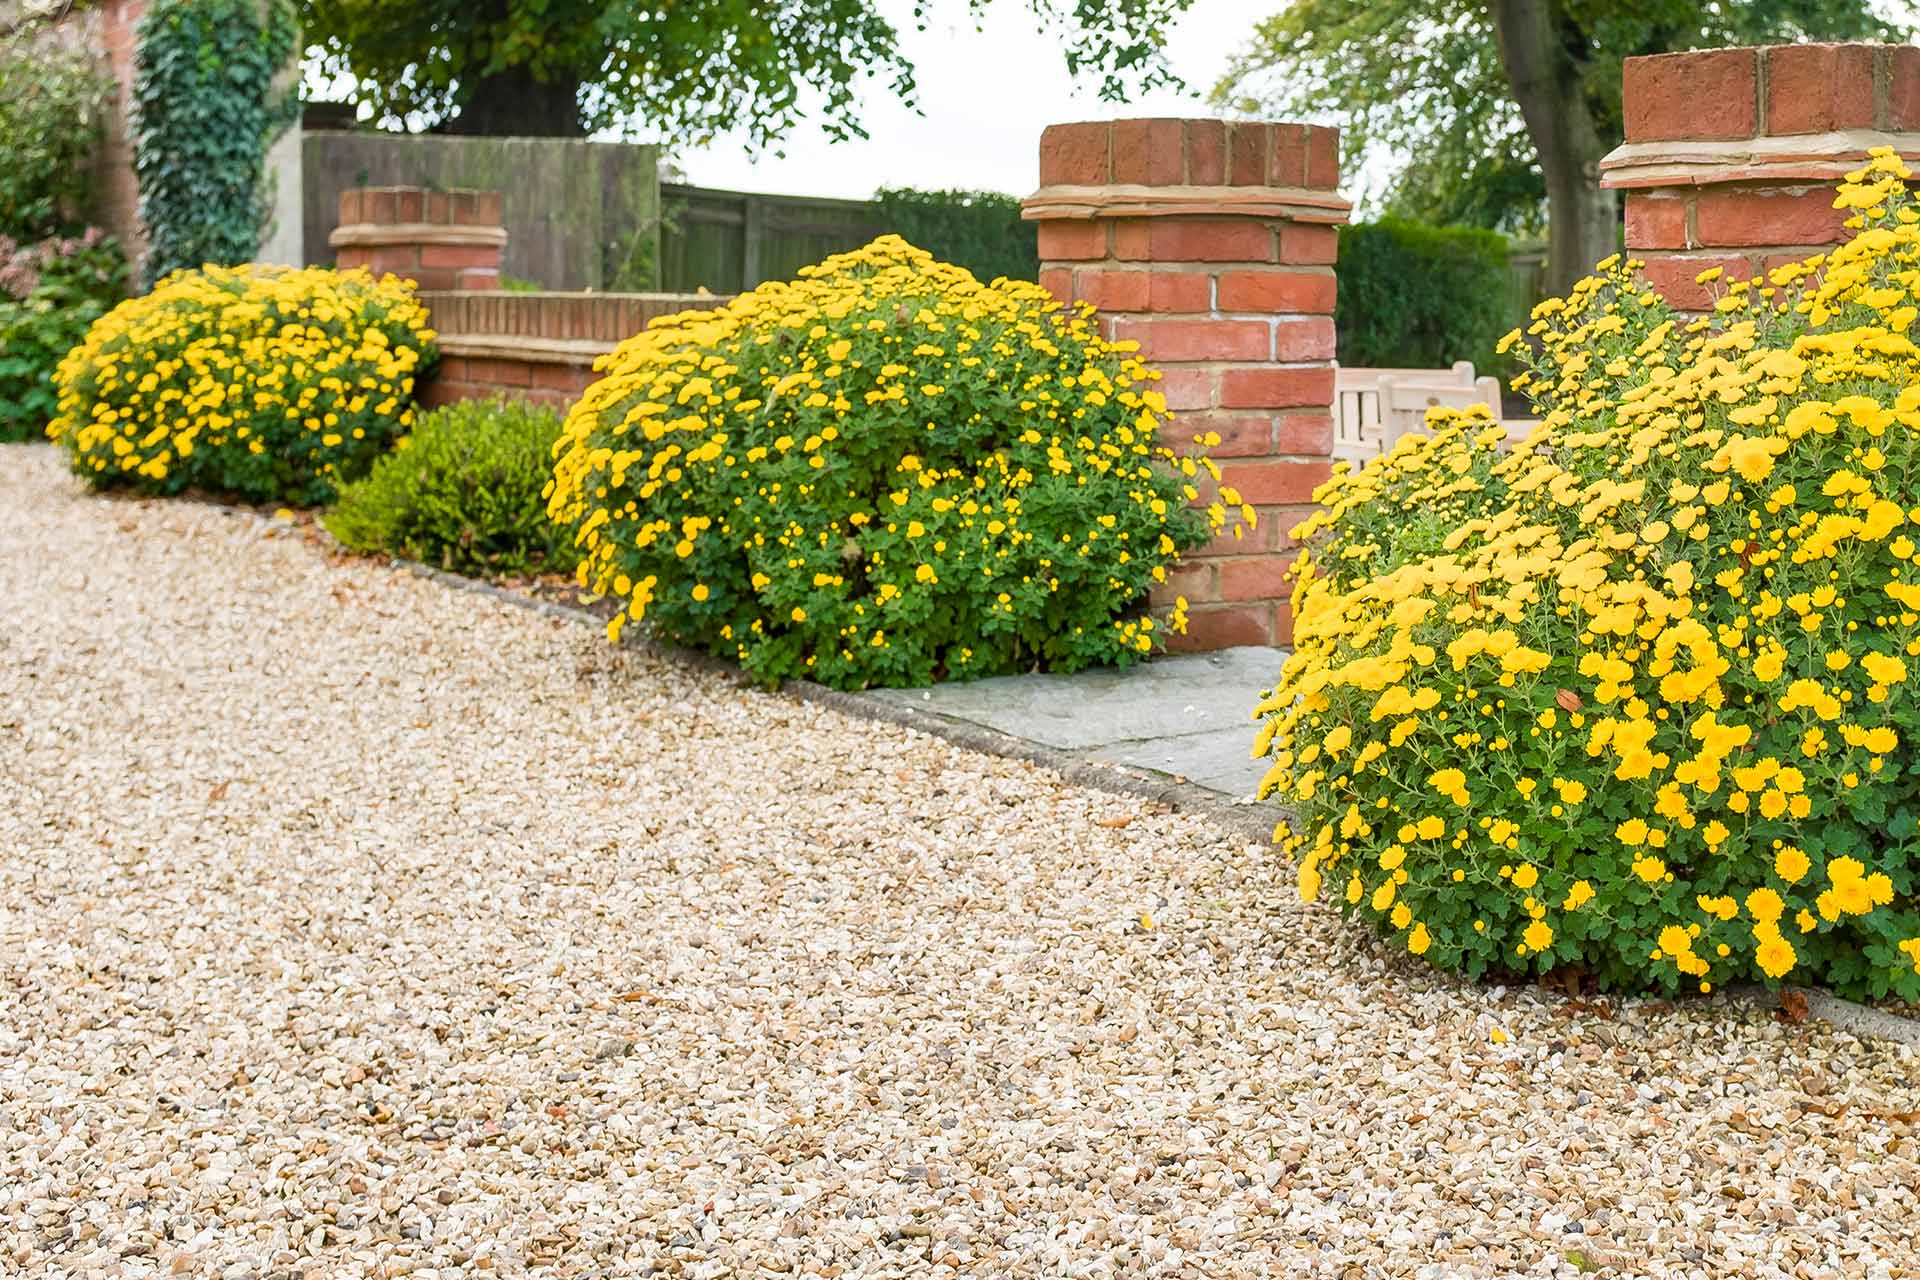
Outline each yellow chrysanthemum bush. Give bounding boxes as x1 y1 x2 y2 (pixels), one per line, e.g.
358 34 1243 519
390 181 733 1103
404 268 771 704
547 236 1246 688
1257 149 1920 1000
49 264 435 505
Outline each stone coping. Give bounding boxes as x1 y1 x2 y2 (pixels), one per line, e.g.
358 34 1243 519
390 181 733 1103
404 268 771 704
436 334 613 366
1022 183 1353 224
1600 129 1920 189
329 223 511 249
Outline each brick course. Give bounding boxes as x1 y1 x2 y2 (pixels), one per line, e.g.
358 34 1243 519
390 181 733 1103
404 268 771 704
330 186 511 293
1604 43 1920 312
1025 117 1350 650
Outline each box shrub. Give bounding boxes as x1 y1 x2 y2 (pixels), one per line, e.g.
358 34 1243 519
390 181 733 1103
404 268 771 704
1257 150 1920 1001
50 264 436 505
0 28 108 240
1336 218 1513 377
0 230 127 442
547 235 1246 688
327 397 579 578
873 188 1038 284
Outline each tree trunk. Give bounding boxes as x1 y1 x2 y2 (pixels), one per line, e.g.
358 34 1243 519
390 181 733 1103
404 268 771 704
1488 0 1618 297
441 64 586 137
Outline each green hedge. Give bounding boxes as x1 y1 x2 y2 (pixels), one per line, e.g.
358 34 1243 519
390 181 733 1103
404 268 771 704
873 188 1037 283
1335 219 1511 376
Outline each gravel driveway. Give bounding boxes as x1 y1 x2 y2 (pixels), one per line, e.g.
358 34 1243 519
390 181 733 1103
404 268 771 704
4 442 1919 1279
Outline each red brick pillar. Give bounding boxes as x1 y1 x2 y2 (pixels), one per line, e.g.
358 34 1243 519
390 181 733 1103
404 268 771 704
1023 119 1349 650
1601 43 1920 309
328 187 507 291
53 0 146 267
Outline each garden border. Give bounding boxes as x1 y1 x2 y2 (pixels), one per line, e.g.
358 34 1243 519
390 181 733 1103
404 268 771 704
347 522 1920 1048
125 472 1920 1051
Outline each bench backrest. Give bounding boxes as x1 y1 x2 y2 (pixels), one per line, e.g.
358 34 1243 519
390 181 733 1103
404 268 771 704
1331 361 1478 461
1378 375 1506 450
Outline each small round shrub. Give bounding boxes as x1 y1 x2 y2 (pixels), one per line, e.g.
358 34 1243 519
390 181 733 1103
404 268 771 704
547 235 1245 688
326 396 579 578
50 264 435 505
1258 150 1920 1001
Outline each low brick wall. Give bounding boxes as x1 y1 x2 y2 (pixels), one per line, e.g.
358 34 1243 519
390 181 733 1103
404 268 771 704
418 290 730 408
321 185 729 408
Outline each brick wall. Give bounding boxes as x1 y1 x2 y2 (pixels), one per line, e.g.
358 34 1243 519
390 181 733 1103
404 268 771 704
1601 43 1920 308
1024 118 1350 649
418 291 729 408
328 185 725 408
50 0 145 266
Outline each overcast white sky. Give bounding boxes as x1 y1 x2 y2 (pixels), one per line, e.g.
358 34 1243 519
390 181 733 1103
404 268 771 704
670 0 1277 199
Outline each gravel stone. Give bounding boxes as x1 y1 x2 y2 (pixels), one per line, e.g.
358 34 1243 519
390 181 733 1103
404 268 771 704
5 443 1920 1278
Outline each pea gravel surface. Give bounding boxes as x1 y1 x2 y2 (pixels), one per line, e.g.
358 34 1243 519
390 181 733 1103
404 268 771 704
4 443 1920 1280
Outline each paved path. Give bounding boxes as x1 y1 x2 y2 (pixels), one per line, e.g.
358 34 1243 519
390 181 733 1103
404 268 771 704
6 444 1920 1279
866 647 1280 799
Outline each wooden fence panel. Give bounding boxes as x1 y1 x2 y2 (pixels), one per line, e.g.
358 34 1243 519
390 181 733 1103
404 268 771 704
303 131 660 291
659 184 883 293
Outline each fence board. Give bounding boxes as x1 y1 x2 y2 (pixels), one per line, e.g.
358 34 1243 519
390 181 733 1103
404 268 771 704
659 184 883 293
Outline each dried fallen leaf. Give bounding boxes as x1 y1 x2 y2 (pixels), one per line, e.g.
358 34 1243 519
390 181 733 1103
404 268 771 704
207 780 230 803
1778 989 1811 1024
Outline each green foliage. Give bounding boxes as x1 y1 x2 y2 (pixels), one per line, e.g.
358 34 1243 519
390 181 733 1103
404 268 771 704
0 231 128 442
1335 219 1511 376
873 188 1037 284
327 397 579 577
133 0 300 289
51 265 436 505
1215 0 1902 232
605 216 660 293
0 26 110 239
297 0 1196 142
547 236 1242 689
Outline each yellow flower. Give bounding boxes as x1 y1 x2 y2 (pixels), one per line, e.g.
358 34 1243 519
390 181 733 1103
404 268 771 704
1523 920 1553 952
1745 887 1784 924
1658 924 1693 957
1428 767 1470 805
1774 845 1809 883
1755 933 1797 979
1297 861 1323 903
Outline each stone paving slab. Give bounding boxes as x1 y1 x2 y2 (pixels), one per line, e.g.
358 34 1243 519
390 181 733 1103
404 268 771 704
864 646 1283 799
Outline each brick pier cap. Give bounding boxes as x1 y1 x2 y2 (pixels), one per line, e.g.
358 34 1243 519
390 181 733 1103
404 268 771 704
1601 43 1920 308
